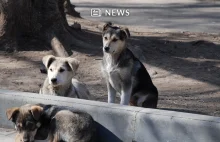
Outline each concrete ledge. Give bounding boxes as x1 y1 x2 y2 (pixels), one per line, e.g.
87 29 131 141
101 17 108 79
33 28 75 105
0 128 46 142
0 128 16 142
1 89 220 142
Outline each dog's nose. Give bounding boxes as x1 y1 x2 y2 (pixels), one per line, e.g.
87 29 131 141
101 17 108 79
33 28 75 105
23 140 33 142
104 46 110 52
51 78 57 83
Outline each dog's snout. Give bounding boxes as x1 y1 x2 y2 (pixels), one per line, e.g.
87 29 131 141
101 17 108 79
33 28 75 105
23 140 33 142
104 46 110 52
51 78 57 83
23 137 30 142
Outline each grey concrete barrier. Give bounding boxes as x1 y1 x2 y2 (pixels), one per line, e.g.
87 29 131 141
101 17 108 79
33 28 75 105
0 89 220 142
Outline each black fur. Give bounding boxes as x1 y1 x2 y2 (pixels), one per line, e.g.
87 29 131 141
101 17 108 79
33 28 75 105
65 61 72 71
102 23 129 40
119 49 158 108
46 57 55 69
102 46 158 108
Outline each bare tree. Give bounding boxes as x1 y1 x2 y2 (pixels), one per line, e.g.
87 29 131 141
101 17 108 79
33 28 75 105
0 0 88 57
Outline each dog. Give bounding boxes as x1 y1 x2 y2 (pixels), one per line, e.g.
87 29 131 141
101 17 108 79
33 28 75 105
6 104 97 142
6 104 43 142
39 55 91 100
101 23 158 108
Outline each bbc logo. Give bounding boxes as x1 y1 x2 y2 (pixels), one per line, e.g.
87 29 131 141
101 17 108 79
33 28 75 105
91 8 130 17
91 8 102 17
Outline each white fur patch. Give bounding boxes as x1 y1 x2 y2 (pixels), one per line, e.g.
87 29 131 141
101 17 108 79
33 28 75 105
36 122 41 128
105 54 114 72
137 96 147 106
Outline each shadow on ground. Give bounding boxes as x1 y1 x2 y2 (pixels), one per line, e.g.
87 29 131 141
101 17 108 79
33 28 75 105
1 22 220 115
80 29 220 115
71 29 220 87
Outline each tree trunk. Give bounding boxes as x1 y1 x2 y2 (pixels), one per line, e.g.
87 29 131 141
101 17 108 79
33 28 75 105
64 0 81 18
0 0 84 57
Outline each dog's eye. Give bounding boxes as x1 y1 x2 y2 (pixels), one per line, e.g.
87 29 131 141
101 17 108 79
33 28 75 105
112 38 118 42
59 68 65 73
50 68 53 71
104 37 108 40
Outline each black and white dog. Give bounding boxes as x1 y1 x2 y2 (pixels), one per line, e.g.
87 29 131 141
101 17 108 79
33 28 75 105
101 23 158 108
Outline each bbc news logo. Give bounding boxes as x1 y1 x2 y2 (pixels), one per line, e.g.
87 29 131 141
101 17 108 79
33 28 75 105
91 8 130 17
91 9 102 17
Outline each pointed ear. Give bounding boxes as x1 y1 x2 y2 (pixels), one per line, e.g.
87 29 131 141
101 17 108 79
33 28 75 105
66 58 80 72
30 106 43 121
6 107 19 121
42 55 56 69
102 22 112 32
121 27 130 39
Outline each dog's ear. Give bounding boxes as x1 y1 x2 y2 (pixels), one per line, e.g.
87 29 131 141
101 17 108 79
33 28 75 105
66 58 80 72
102 22 112 32
30 106 43 121
42 55 56 69
120 27 130 39
6 107 19 121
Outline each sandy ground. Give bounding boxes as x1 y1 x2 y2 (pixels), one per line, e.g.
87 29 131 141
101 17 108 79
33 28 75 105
0 17 220 116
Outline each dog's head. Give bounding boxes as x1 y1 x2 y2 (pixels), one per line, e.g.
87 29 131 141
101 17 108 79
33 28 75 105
6 104 43 142
42 55 80 87
102 22 130 54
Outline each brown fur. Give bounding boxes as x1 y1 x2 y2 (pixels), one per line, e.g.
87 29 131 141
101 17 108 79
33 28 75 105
6 107 19 120
7 104 97 142
15 133 22 142
6 104 43 142
30 106 43 120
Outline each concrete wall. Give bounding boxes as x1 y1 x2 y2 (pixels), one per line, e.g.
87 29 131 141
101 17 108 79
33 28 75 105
1 89 220 142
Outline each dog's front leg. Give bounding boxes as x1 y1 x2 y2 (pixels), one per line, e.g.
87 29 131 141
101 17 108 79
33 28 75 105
120 85 132 105
107 81 116 103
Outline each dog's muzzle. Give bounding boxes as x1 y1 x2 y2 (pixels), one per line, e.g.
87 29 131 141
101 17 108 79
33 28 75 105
23 137 34 142
51 78 57 84
104 46 110 52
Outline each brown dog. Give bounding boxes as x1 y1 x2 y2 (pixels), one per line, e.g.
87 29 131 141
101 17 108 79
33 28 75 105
6 104 97 142
6 104 43 142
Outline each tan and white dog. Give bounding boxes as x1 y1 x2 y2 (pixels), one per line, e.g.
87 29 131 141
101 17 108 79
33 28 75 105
40 55 91 100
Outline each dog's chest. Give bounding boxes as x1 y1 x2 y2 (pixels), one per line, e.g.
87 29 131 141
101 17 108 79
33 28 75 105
103 64 122 91
50 88 61 96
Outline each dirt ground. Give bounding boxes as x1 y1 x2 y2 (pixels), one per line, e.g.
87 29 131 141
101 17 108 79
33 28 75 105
0 16 220 116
